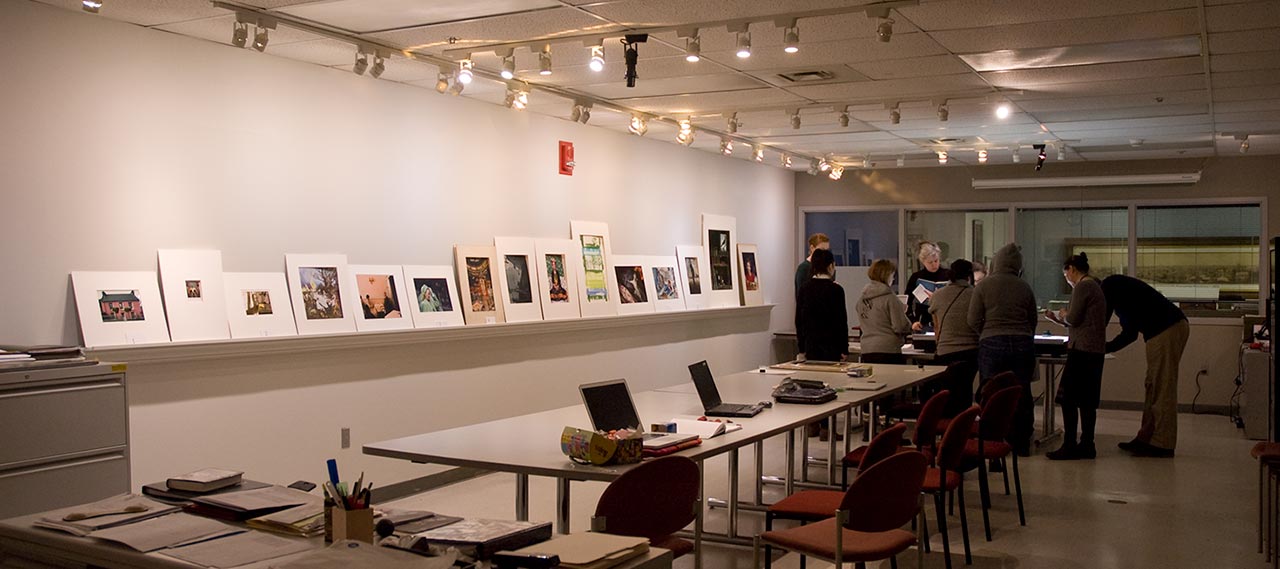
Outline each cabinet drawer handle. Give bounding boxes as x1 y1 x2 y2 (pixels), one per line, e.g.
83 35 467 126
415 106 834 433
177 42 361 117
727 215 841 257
0 454 125 479
0 382 122 400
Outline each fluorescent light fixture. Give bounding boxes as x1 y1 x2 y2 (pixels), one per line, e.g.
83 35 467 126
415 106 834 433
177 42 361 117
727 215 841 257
588 46 605 72
995 104 1011 119
458 59 474 84
82 0 102 13
500 55 516 80
628 115 648 136
539 47 552 76
973 173 1202 189
736 32 752 58
783 26 800 54
253 27 269 52
685 36 701 62
960 36 1202 72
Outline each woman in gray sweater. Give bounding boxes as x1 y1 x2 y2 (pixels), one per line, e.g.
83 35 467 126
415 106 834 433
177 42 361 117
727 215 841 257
1044 253 1107 460
929 259 980 416
968 242 1038 455
856 259 911 364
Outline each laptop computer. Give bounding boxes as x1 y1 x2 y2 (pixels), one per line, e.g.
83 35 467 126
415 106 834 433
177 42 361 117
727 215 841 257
688 361 765 418
578 379 699 450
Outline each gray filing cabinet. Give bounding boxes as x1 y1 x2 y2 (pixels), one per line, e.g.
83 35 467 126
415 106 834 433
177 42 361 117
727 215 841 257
0 362 129 519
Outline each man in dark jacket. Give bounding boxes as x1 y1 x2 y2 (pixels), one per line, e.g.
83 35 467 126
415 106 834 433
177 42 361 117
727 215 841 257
1102 275 1189 458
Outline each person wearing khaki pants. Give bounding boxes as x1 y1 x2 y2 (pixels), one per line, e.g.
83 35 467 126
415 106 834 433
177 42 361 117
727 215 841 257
1101 274 1189 458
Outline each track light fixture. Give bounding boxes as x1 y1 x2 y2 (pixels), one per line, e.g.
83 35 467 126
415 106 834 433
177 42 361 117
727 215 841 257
720 138 734 156
896 156 906 167
726 112 740 134
995 103 1011 119
504 87 528 110
790 110 801 130
457 59 474 84
890 106 901 124
937 104 949 122
753 146 765 163
783 25 800 54
807 159 823 176
434 72 449 94
622 34 647 88
838 110 850 128
82 0 102 13
628 115 648 136
570 102 592 124
1057 145 1066 161
676 119 695 146
253 26 269 52
782 154 793 168
371 54 385 78
499 49 516 80
1239 135 1250 153
447 71 465 95
231 21 248 48
1011 146 1021 163
588 45 605 73
735 31 752 58
818 158 832 172
877 19 894 42
685 35 702 62
977 149 988 164
538 46 552 76
1033 144 1047 171
829 164 845 181
937 150 948 165
353 52 369 76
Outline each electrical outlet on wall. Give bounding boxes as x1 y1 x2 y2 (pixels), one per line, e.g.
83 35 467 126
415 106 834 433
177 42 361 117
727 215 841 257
341 428 351 449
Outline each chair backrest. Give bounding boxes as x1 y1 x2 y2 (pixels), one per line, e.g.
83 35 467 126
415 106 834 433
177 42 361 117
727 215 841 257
977 385 1022 441
593 456 699 539
936 405 980 471
914 389 950 451
839 450 928 532
860 422 908 473
977 371 1018 403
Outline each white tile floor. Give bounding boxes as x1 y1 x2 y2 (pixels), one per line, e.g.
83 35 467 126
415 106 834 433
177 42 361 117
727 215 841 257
386 409 1264 568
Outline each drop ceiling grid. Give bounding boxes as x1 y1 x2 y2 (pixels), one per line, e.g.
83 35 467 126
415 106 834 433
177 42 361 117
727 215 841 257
33 0 223 27
277 0 563 35
926 9 1201 53
154 14 325 47
367 7 621 54
571 0 888 30
898 0 1199 31
1211 51 1280 72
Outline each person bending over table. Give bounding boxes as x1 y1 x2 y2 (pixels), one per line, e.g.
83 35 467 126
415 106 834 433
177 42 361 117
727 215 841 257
929 258 980 417
1044 253 1107 461
905 241 952 333
857 259 910 365
968 242 1038 456
1101 274 1189 458
796 248 848 441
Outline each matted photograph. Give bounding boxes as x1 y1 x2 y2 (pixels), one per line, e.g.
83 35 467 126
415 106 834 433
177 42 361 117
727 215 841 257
645 255 686 312
570 220 618 318
701 214 739 308
685 257 702 295
349 265 413 332
742 252 759 291
738 243 764 306
285 254 358 335
653 267 679 300
223 272 297 338
676 244 710 310
454 245 506 325
534 238 582 321
72 271 171 347
158 249 230 342
494 237 545 323
612 255 655 316
403 264 464 328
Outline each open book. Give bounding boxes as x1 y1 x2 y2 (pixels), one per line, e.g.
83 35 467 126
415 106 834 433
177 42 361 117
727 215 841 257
669 417 742 438
911 280 948 305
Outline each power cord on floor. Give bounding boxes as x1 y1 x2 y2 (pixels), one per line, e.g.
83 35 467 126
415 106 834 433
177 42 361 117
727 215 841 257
1191 369 1206 414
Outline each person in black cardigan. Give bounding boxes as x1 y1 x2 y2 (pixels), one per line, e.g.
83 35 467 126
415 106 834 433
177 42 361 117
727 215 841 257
796 248 849 362
905 241 952 333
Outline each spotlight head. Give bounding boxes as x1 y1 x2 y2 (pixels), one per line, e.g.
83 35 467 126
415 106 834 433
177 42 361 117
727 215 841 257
896 156 906 167
1033 144 1047 170
818 159 832 172
580 106 591 123
1057 145 1066 161
977 149 988 164
877 19 894 42
829 164 845 181
839 112 850 128
538 49 552 76
736 32 752 58
937 105 949 122
685 36 702 62
253 27 269 52
790 111 801 130
720 139 734 156
783 26 800 54
499 55 516 80
448 73 465 95
82 0 102 13
890 108 901 124
231 21 248 48
371 55 385 78
505 89 528 110
1011 147 1021 163
623 41 640 88
1240 137 1250 153
628 115 648 136
676 119 695 146
936 150 948 165
353 52 369 76
995 104 1011 119
727 113 739 134
588 46 605 73
570 105 582 123
753 146 764 163
435 73 449 94
458 59 474 84
782 154 793 168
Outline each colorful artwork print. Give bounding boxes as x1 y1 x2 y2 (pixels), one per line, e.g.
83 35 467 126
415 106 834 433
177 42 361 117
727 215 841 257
98 290 145 322
545 254 569 303
504 255 534 304
243 290 273 316
684 257 702 295
653 267 679 300
742 252 759 291
581 235 608 302
299 266 344 320
709 229 733 290
185 280 202 299
413 278 453 313
357 273 402 319
615 266 648 304
466 257 497 312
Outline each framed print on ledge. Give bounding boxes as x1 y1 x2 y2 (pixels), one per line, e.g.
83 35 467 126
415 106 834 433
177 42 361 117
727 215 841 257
737 243 764 306
285 254 359 336
454 245 506 326
222 272 297 339
570 220 618 318
675 244 709 310
534 238 582 321
702 213 739 308
349 264 414 332
157 249 230 342
494 237 545 324
402 265 464 329
645 255 686 312
611 255 655 316
71 271 172 348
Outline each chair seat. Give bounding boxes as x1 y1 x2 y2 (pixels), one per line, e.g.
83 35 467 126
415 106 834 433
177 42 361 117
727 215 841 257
962 438 1011 460
768 490 845 522
936 417 978 438
1252 442 1280 461
840 446 869 467
761 518 918 563
921 468 961 492
650 535 694 558
901 446 935 465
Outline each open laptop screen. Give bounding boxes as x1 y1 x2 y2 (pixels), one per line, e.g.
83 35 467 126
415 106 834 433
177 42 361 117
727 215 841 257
688 360 722 411
580 379 643 432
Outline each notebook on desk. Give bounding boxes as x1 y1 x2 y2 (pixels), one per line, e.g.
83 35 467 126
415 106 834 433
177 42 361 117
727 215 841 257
688 360 764 418
579 379 698 450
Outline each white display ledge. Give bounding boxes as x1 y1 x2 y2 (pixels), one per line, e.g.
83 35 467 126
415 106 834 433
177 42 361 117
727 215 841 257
87 304 775 364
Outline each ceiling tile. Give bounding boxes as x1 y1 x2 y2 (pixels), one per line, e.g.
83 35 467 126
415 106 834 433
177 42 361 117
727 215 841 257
577 0 883 29
1009 75 1207 99
33 0 223 27
1044 114 1212 132
611 88 808 115
1215 98 1280 112
786 74 990 102
1033 104 1209 123
1212 69 1280 88
930 10 1199 53
849 55 973 80
568 71 771 100
1208 29 1280 54
983 57 1204 88
1215 84 1280 101
153 14 324 47
1077 148 1215 160
1211 51 1280 72
1046 124 1216 139
900 0 1198 31
1215 110 1280 123
368 8 622 54
1016 90 1209 112
1216 119 1280 132
1206 1 1280 32
703 34 949 73
278 0 561 34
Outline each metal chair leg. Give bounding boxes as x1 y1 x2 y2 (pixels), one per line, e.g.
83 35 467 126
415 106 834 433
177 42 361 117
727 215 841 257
936 491 952 569
978 457 992 541
1013 453 1026 526
959 478 972 565
1001 456 1011 495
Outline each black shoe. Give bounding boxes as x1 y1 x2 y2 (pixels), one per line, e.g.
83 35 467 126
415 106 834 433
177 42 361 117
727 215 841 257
1117 439 1142 452
1045 445 1078 461
1129 443 1174 458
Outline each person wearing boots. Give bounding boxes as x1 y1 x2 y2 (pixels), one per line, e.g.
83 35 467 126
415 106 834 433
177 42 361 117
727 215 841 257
1044 253 1107 460
968 242 1038 456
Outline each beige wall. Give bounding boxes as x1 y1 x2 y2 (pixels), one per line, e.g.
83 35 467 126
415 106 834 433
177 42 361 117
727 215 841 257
797 155 1274 409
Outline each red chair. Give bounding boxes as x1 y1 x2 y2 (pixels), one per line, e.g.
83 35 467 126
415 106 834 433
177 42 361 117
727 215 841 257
959 385 1025 542
922 405 980 569
769 423 907 541
937 371 1015 435
841 391 949 489
756 451 929 569
592 456 700 558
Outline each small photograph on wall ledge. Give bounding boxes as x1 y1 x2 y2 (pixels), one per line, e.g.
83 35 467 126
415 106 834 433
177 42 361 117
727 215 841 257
738 243 764 306
646 255 686 313
702 214 739 308
285 254 359 336
454 245 506 326
349 264 414 332
675 244 710 310
157 249 231 342
534 238 583 321
495 237 545 323
223 272 297 339
72 271 172 348
570 220 618 318
402 265 464 329
612 255 655 316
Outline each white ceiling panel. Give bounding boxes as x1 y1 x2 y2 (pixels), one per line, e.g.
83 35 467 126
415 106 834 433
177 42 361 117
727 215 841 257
567 71 771 100
279 0 561 34
1016 91 1209 112
848 55 973 81
1215 84 1280 101
369 8 622 54
1215 110 1280 123
1034 104 1209 123
704 35 950 73
1212 69 1280 88
1208 29 1280 54
269 38 361 67
611 89 808 115
1215 98 1280 112
1077 147 1215 160
153 14 320 47
1044 115 1212 132
900 0 1198 31
1206 1 1280 32
33 0 223 27
1216 119 1280 132
786 74 991 102
930 10 1199 54
577 0 880 29
1210 51 1280 72
983 58 1204 88
1010 75 1207 99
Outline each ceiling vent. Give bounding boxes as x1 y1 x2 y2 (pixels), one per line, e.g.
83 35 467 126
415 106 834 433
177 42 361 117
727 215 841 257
777 70 836 83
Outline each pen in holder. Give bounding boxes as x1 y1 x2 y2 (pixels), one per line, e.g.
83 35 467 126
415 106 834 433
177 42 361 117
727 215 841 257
330 504 374 544
324 478 374 544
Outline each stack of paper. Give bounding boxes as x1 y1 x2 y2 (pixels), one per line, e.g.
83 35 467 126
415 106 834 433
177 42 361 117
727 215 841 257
87 512 241 552
189 486 314 520
512 533 649 569
33 495 180 537
272 540 457 569
163 531 312 568
247 502 324 537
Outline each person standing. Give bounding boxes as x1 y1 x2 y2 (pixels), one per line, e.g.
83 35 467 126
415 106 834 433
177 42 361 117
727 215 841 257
1102 274 1189 458
797 249 849 441
968 243 1038 456
857 259 911 364
929 259 979 417
795 233 830 298
1044 253 1107 460
905 241 952 333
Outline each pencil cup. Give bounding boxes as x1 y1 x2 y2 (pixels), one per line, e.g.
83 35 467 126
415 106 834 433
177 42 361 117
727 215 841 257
330 506 374 544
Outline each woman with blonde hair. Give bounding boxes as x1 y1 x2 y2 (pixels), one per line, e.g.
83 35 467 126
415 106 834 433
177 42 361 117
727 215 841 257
857 259 911 364
905 241 952 333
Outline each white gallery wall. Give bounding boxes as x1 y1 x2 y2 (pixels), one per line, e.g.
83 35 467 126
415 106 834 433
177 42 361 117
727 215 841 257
0 1 795 489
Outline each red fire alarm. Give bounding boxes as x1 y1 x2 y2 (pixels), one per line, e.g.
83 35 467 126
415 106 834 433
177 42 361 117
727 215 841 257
558 141 574 176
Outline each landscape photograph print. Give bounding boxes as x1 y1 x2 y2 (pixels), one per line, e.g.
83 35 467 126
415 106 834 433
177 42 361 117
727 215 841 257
299 266 344 320
709 229 732 290
466 257 497 312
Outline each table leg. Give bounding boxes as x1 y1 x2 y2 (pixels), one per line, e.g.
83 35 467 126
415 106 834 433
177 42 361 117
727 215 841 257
727 448 740 539
827 415 838 485
785 429 796 496
555 478 571 534
754 441 765 505
1044 361 1058 437
695 460 705 569
515 473 529 521
843 409 853 456
866 401 879 441
801 428 811 483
